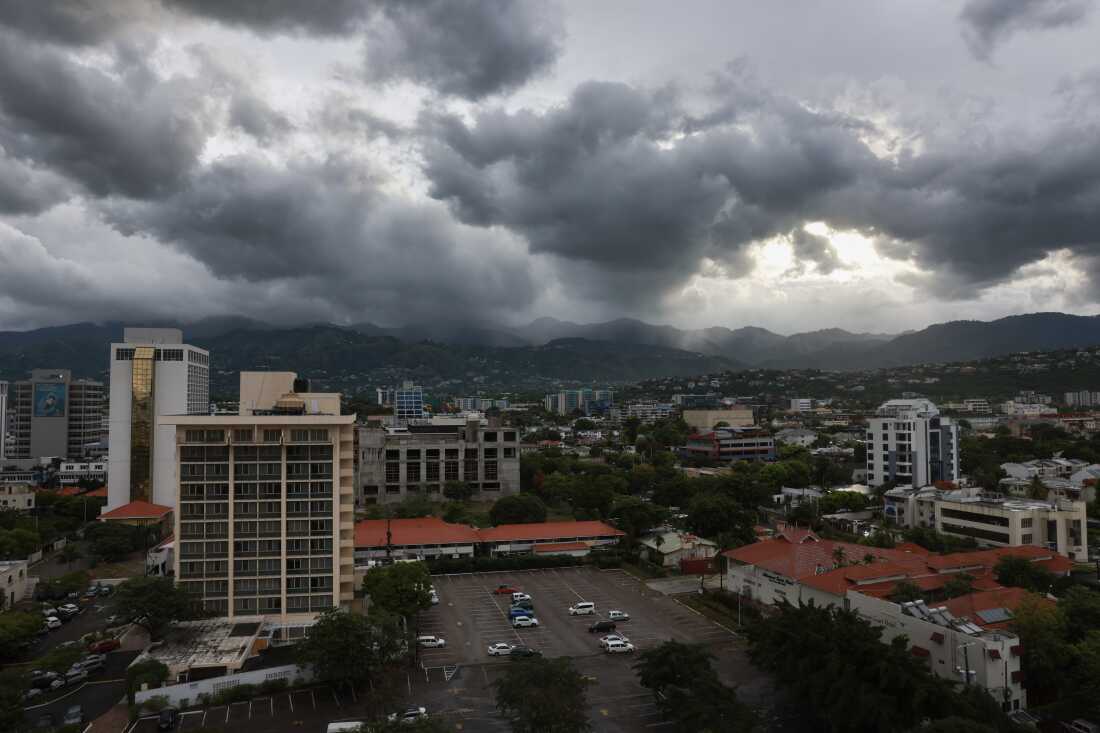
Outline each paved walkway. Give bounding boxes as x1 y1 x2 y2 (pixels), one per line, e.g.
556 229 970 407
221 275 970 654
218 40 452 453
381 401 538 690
644 575 723 595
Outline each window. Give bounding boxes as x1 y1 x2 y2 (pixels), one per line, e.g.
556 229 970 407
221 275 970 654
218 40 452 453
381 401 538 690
445 462 459 481
310 429 329 442
503 447 516 458
386 462 400 482
407 463 420 482
386 485 401 494
426 449 439 459
386 449 400 460
484 461 498 480
465 448 478 460
233 429 254 443
406 449 420 460
1021 518 1033 528
291 429 310 443
426 463 440 481
445 448 459 459
484 431 498 442
262 429 282 443
116 348 135 360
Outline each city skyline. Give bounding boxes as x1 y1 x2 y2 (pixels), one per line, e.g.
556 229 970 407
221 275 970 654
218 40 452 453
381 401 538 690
1 2 1099 335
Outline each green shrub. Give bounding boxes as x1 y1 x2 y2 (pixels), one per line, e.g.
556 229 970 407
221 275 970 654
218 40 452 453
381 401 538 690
259 678 288 695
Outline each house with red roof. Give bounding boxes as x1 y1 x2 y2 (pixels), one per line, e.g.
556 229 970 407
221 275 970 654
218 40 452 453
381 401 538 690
98 499 173 532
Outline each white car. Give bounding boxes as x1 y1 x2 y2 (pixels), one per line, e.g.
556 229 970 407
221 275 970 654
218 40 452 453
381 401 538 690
607 610 630 622
605 640 636 654
512 592 532 602
387 706 428 724
429 589 439 605
599 634 630 648
487 643 515 656
41 607 58 618
416 635 446 648
45 617 62 630
568 602 595 616
59 603 80 614
512 615 539 628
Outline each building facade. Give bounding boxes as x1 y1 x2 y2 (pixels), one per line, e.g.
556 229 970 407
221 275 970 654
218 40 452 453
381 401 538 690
394 382 425 423
544 388 614 416
162 412 356 621
107 329 209 510
57 461 107 485
358 421 520 505
609 401 674 423
0 559 28 607
682 427 775 462
681 407 754 431
7 370 104 460
0 380 7 461
0 483 35 511
865 399 959 488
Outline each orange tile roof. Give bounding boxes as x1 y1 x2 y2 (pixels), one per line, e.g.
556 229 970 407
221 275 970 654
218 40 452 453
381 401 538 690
86 487 108 497
99 500 172 520
477 521 624 542
926 545 1073 575
59 486 83 496
533 542 589 553
942 587 1053 630
354 517 480 547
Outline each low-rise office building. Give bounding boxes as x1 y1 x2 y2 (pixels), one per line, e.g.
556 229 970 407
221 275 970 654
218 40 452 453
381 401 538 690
477 520 624 556
57 461 107 485
609 401 674 423
682 427 775 463
0 559 29 607
358 421 520 506
0 483 35 511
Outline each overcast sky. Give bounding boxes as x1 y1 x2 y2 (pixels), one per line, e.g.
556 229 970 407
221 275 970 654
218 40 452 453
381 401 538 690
1 0 1099 335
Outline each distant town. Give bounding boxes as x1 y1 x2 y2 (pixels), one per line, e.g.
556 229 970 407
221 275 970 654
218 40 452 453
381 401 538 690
2 326 1099 732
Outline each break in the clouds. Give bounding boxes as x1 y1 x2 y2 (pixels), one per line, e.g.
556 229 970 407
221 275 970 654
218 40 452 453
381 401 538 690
0 1 1099 334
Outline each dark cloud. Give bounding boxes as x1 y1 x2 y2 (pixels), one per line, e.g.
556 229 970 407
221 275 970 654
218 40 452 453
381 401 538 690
100 154 537 323
228 94 293 142
164 0 370 36
0 153 71 215
788 229 844 275
960 0 1092 59
422 72 1100 305
316 95 408 140
0 0 152 46
363 0 563 99
0 32 217 199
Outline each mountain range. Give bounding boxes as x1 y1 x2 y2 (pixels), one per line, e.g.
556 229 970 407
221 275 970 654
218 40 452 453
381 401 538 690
2 312 1100 391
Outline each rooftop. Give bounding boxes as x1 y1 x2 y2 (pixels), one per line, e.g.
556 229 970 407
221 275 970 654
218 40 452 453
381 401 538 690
477 520 624 543
143 617 264 673
99 500 172 521
355 517 480 547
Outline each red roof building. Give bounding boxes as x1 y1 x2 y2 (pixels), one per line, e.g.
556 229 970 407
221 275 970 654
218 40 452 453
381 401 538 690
98 500 173 528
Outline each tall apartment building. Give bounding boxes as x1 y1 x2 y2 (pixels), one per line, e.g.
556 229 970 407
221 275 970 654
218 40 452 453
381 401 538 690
161 376 355 621
544 388 614 416
359 420 520 505
393 382 425 423
609 401 674 423
865 399 959 488
453 396 509 411
0 380 7 461
107 329 209 510
1064 390 1100 408
7 370 105 460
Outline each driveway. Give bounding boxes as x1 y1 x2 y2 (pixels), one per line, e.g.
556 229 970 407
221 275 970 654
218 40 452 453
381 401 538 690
23 650 139 729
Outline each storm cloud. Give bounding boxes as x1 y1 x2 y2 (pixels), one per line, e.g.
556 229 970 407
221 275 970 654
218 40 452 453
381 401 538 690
960 0 1092 59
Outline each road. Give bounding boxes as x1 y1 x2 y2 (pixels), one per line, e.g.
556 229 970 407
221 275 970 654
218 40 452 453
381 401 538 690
23 650 139 729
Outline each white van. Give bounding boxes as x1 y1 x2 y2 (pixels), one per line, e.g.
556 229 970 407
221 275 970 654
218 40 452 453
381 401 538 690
568 602 595 616
326 722 367 732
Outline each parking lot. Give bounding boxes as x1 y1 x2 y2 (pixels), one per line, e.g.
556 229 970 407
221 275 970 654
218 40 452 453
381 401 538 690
126 685 357 733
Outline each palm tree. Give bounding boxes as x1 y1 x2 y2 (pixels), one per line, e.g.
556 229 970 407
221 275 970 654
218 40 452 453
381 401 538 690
831 546 847 568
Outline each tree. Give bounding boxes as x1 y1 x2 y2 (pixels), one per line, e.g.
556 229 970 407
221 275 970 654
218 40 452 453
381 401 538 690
489 494 548 525
994 556 1054 593
112 576 200 640
495 657 590 733
362 561 432 619
655 677 756 733
126 659 168 704
0 669 28 733
59 542 82 569
0 611 43 661
686 492 754 544
443 480 474 502
1026 477 1048 501
891 580 924 603
831 546 848 568
1010 595 1071 697
609 497 668 540
393 495 434 519
943 573 975 599
0 527 40 560
296 608 377 692
1059 586 1100 643
573 418 596 431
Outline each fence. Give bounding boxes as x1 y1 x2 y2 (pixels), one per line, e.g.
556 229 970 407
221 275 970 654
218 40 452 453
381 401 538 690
134 664 313 708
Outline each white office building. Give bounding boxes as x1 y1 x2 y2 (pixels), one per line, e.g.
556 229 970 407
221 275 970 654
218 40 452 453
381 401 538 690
865 399 959 488
107 329 209 511
789 398 814 412
0 380 6 461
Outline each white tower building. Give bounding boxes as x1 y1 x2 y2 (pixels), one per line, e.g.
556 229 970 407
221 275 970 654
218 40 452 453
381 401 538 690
107 329 209 510
865 399 959 488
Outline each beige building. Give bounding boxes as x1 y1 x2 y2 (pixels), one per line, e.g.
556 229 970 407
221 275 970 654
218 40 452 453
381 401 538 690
936 494 1088 562
0 483 35 511
358 420 520 505
0 559 28 608
681 407 754 431
159 377 355 623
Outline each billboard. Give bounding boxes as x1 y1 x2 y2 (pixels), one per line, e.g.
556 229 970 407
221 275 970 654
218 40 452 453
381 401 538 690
34 383 66 418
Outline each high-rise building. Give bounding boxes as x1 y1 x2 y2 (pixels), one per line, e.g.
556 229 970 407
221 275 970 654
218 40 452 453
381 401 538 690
865 399 959 488
394 382 425 423
7 370 105 460
161 376 355 621
107 329 209 510
0 381 7 461
543 388 614 416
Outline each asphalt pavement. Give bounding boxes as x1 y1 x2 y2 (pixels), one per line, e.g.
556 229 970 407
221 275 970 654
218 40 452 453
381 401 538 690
23 650 139 729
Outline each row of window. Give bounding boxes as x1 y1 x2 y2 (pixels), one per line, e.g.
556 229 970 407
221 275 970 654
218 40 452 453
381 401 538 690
362 482 502 495
183 428 330 444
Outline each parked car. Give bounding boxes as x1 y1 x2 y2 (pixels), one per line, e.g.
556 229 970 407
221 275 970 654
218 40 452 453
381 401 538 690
512 615 539 628
487 643 515 656
607 610 631 622
158 707 180 730
588 620 616 633
387 706 428 724
45 616 62 630
494 585 519 595
416 636 446 648
58 603 81 618
508 646 542 659
65 669 89 685
62 705 84 726
508 607 530 619
80 653 107 671
429 588 439 605
98 584 113 596
511 599 534 611
30 671 60 690
23 688 42 702
88 638 120 653
569 602 595 616
599 634 630 648
49 678 66 691
512 592 532 602
605 640 636 654
41 607 58 618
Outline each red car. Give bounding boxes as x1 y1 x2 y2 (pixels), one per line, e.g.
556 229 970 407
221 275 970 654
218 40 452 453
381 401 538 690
493 585 519 595
88 639 120 654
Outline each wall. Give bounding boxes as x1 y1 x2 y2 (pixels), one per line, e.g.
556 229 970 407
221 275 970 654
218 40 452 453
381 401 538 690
135 664 313 708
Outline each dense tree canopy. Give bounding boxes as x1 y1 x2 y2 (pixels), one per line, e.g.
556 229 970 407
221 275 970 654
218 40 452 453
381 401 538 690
489 494 548 525
495 657 590 733
362 561 433 619
296 608 378 692
112 576 199 640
